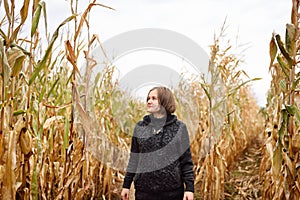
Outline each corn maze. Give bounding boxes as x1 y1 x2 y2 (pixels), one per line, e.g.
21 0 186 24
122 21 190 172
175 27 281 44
0 0 300 199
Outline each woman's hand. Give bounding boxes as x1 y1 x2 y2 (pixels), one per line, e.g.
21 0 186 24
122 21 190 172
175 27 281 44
183 191 194 200
121 188 130 200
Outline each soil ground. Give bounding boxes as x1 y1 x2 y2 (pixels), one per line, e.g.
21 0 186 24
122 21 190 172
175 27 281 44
224 138 263 200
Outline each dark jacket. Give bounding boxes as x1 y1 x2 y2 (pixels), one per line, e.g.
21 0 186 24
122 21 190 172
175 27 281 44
123 114 194 193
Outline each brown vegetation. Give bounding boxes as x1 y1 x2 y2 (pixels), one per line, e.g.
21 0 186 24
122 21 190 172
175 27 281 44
1 0 298 199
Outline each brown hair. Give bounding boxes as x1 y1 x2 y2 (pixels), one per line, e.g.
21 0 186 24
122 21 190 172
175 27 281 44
147 86 176 114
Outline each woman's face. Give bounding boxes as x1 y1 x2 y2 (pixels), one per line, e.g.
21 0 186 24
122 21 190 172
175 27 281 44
147 89 161 114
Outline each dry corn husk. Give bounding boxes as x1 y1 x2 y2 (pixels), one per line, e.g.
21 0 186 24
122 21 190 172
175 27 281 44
292 133 300 152
19 130 32 155
0 165 4 182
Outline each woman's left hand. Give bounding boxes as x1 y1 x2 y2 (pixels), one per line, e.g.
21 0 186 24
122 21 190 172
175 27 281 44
183 191 194 200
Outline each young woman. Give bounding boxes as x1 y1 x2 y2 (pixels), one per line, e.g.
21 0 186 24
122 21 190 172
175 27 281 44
121 86 194 200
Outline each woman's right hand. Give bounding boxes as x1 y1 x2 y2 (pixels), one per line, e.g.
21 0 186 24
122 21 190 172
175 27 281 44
121 188 130 200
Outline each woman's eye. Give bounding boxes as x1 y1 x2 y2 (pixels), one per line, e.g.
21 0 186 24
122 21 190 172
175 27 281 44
147 96 158 101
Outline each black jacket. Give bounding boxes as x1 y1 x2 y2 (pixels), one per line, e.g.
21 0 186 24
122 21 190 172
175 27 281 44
123 114 194 193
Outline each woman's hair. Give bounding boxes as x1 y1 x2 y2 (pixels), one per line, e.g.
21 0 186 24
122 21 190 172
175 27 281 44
147 86 176 114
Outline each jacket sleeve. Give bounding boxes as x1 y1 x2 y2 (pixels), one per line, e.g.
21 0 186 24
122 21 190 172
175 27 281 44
179 123 195 192
122 125 140 189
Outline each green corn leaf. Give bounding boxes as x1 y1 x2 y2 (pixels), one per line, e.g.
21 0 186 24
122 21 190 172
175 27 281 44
201 83 211 102
285 23 296 56
291 75 300 91
13 110 26 116
31 2 43 37
63 116 70 154
31 159 38 199
9 43 31 56
42 1 48 37
47 77 60 98
294 106 300 125
277 56 290 78
39 79 46 102
228 78 262 96
278 108 288 141
29 14 76 85
285 104 296 116
275 34 294 68
279 79 287 92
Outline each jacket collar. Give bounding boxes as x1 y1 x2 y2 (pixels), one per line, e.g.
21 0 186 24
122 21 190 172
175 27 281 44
143 114 177 127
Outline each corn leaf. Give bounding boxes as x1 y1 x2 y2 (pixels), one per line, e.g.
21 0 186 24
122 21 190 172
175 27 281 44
0 29 8 42
0 39 11 86
63 116 70 152
269 33 278 69
294 106 300 125
9 43 31 56
74 3 115 42
42 1 48 37
291 74 300 91
65 40 80 75
7 47 26 77
29 15 76 85
31 1 43 37
285 23 296 55
278 109 288 141
20 0 30 23
282 151 294 176
228 78 262 96
38 79 46 102
277 56 290 78
47 77 60 98
3 0 11 24
11 0 30 41
13 109 26 116
2 131 17 200
31 159 38 199
272 141 283 179
275 34 294 68
201 83 211 102
285 104 296 116
279 79 287 92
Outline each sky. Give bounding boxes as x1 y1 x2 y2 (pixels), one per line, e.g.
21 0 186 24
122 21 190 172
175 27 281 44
4 0 293 106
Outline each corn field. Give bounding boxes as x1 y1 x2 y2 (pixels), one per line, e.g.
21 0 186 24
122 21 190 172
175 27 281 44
0 0 299 200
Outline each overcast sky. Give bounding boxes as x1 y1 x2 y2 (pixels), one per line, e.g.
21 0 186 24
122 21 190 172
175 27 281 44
4 0 293 106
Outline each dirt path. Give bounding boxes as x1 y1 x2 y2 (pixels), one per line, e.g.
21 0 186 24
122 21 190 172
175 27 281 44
224 138 263 199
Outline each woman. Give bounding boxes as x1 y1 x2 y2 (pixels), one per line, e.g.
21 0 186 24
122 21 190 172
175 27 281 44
121 86 194 200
